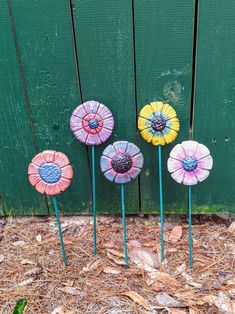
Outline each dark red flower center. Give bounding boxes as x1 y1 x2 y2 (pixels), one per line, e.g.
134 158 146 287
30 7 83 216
111 154 133 174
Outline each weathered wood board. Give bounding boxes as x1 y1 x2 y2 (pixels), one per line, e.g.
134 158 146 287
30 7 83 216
134 0 195 213
193 0 235 213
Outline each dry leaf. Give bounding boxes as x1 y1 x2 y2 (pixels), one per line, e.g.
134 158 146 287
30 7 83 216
166 248 178 253
51 306 74 314
227 277 235 286
202 295 216 305
213 291 235 314
103 267 121 275
148 271 181 288
107 251 126 265
106 248 124 258
24 265 42 277
176 263 202 288
228 221 235 233
0 254 4 263
95 263 105 275
36 234 42 243
58 287 80 295
17 277 34 287
219 272 233 283
82 259 101 272
169 226 183 243
155 292 185 308
21 259 35 265
122 291 150 310
170 309 187 314
128 240 142 248
149 282 162 292
102 240 116 248
129 248 160 272
13 240 26 246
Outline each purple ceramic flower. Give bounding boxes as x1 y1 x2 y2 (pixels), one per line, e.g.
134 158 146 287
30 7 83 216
100 141 144 184
167 140 213 186
70 100 114 146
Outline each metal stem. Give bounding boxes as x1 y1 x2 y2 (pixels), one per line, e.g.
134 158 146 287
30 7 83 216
158 145 164 262
91 145 97 255
52 196 67 266
188 185 193 269
121 184 128 267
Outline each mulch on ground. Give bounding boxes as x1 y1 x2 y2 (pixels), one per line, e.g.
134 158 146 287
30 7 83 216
0 215 234 313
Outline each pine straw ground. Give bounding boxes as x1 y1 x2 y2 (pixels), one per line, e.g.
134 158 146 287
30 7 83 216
0 215 234 314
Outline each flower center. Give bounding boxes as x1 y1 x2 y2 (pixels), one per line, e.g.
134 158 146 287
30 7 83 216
89 119 99 129
151 117 166 132
182 156 198 172
39 163 61 183
111 154 133 174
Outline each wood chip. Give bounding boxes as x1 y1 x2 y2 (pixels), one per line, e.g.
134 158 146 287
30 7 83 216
82 259 102 272
107 251 126 265
106 248 124 258
148 271 181 288
103 266 121 275
121 291 150 310
0 254 4 263
155 292 185 308
58 287 80 295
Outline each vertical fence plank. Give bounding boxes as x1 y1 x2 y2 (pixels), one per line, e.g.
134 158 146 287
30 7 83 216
72 0 139 213
9 0 91 214
134 0 195 213
0 2 48 215
193 0 235 213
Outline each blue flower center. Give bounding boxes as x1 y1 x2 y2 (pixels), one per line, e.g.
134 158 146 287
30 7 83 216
151 117 166 132
182 156 198 172
39 163 61 183
89 119 99 129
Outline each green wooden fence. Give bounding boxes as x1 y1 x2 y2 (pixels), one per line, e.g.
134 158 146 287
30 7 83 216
0 0 234 216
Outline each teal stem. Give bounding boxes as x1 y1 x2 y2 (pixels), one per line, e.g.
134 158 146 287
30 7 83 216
121 184 128 267
158 145 164 262
188 185 193 269
91 145 97 255
52 196 67 266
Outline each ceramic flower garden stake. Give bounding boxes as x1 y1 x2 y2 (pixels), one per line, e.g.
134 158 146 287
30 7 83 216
28 150 73 266
138 101 180 262
100 141 144 267
167 141 213 268
70 100 114 255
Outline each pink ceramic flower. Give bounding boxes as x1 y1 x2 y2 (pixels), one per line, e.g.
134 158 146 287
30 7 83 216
167 141 213 185
100 141 144 184
70 100 114 146
28 150 73 195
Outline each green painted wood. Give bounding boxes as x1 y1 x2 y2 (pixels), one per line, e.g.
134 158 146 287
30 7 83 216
134 0 195 213
193 0 235 214
9 0 91 214
72 0 139 213
0 1 48 215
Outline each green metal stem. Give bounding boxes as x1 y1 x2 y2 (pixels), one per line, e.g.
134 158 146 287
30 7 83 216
121 184 128 267
158 145 164 262
52 196 67 266
91 145 97 255
188 185 193 269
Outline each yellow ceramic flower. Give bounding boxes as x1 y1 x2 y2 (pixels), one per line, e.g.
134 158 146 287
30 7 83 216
138 101 180 146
